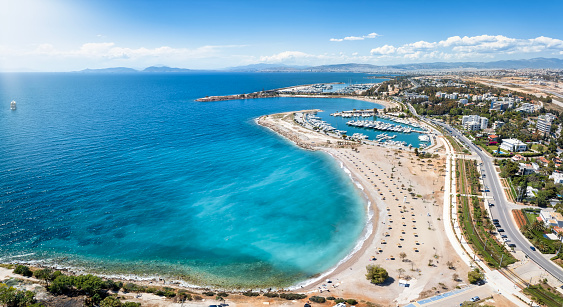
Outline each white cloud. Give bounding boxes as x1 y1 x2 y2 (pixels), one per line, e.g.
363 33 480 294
370 34 563 60
370 45 396 55
25 42 245 60
258 51 317 63
330 32 380 42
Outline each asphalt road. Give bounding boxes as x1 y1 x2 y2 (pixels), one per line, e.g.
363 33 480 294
430 119 563 282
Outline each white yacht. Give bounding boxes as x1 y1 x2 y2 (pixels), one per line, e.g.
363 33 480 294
10 100 16 110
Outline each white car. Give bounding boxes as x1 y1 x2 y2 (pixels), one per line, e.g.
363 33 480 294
503 238 510 242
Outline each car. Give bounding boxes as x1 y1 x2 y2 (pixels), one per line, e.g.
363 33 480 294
470 296 480 302
492 219 499 223
507 243 516 248
501 234 507 238
498 228 505 232
488 203 494 206
494 223 501 228
530 246 536 251
503 238 511 242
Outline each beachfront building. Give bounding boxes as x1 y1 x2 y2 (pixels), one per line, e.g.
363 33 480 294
499 138 527 152
537 114 556 136
462 115 488 131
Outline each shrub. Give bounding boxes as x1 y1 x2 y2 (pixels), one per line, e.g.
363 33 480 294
100 296 122 307
326 296 336 300
0 283 36 306
202 291 215 296
122 303 141 307
309 296 326 303
243 291 260 297
279 293 307 300
13 265 33 277
347 299 358 305
263 292 279 298
193 295 202 301
334 298 345 303
177 291 192 301
217 292 229 297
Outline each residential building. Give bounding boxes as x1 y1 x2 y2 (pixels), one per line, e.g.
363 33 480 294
462 115 488 131
511 154 525 162
550 171 563 184
515 103 540 113
500 138 527 152
537 114 556 135
480 117 488 130
518 163 536 175
540 209 563 228
493 121 505 130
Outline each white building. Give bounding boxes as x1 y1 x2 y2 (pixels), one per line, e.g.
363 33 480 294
462 115 488 131
480 117 488 130
500 138 527 152
550 171 563 184
537 114 556 135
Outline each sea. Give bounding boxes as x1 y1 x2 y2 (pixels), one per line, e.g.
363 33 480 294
0 72 416 289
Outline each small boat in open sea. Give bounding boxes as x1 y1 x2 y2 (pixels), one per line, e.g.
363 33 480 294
10 100 16 110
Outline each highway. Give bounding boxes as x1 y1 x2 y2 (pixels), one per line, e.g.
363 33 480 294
430 119 563 282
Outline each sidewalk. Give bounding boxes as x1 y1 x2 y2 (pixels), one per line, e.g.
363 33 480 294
440 137 531 306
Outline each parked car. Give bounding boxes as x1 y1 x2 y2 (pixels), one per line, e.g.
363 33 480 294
501 235 507 238
488 203 494 206
498 228 505 232
492 219 499 223
503 238 510 242
470 296 480 302
530 246 536 251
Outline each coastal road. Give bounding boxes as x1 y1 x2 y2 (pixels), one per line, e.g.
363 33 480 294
430 120 563 282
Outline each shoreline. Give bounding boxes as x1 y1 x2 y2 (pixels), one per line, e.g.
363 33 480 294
255 114 382 292
255 110 468 304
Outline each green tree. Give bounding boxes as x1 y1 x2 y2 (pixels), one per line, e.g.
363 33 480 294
366 265 389 285
467 269 484 284
500 160 519 178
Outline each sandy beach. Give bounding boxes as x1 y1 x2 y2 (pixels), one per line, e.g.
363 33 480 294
257 111 470 305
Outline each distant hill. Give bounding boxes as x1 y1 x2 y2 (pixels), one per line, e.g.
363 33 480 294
78 67 139 73
142 66 192 73
74 58 563 74
299 58 563 72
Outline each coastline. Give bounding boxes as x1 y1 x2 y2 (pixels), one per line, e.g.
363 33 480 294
256 110 469 304
255 113 382 292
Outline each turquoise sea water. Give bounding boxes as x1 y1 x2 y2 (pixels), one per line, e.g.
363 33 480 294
1 73 388 288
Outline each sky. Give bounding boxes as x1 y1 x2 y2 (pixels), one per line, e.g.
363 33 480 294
1 0 562 71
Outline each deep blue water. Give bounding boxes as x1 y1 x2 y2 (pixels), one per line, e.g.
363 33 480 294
0 73 387 288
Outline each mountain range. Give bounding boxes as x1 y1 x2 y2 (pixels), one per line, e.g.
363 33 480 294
77 58 563 73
